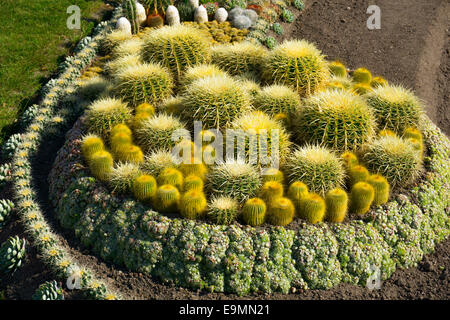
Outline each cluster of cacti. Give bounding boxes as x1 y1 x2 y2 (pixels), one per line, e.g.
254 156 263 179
361 135 422 188
230 111 292 165
0 236 26 274
285 145 345 195
134 114 187 153
2 134 22 160
262 40 330 97
242 197 266 226
366 85 423 133
85 98 132 138
206 159 262 202
141 25 211 80
132 174 157 202
181 74 251 129
124 0 139 34
0 199 14 229
349 182 375 215
210 42 267 76
113 63 174 106
253 85 300 117
179 190 207 219
32 281 64 300
206 196 238 224
229 7 258 29
294 90 376 150
184 21 249 44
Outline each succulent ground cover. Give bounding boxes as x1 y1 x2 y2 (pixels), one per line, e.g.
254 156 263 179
1 0 449 299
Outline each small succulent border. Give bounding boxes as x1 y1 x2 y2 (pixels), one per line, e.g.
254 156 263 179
3 6 126 300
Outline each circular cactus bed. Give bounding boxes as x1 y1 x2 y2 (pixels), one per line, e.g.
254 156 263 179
2 0 449 300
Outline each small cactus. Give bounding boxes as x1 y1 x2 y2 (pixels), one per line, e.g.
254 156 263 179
370 76 388 88
116 17 132 35
406 137 424 157
287 181 309 202
116 145 144 164
403 127 423 141
0 199 14 229
259 181 284 204
33 281 64 300
272 22 283 35
265 36 276 49
262 168 284 183
328 61 347 77
153 184 181 213
341 151 358 168
166 5 180 25
206 196 238 225
293 0 305 10
350 182 375 215
267 197 295 226
194 5 208 23
81 134 105 161
366 174 390 206
348 165 370 185
352 83 373 95
0 236 26 274
136 103 155 116
215 8 228 22
157 167 184 190
325 188 348 223
298 193 326 224
179 190 207 219
352 67 372 84
183 174 204 192
242 197 266 226
132 174 157 202
89 151 114 181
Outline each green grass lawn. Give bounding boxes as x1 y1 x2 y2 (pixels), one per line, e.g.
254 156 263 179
0 0 109 144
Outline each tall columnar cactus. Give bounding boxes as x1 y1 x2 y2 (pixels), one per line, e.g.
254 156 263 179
361 135 422 188
242 197 266 226
183 174 204 192
85 98 132 138
328 61 347 77
124 0 139 34
0 236 26 274
262 40 329 97
259 181 284 204
157 167 184 190
297 193 326 224
206 159 262 202
366 174 390 206
287 181 308 202
350 182 375 215
32 281 64 300
348 165 370 185
181 74 251 129
153 184 181 213
132 174 157 202
179 190 207 219
81 134 105 161
325 188 348 223
267 197 295 226
262 168 284 183
253 85 301 117
352 67 372 84
230 111 292 165
89 151 114 181
134 114 187 153
285 145 345 195
366 85 423 133
141 25 211 81
294 90 376 151
0 199 14 229
114 63 174 106
210 42 267 76
206 196 238 225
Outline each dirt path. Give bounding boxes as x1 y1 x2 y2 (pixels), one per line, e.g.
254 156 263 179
289 0 450 135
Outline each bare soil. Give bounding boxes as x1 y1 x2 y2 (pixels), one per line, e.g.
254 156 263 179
0 0 449 300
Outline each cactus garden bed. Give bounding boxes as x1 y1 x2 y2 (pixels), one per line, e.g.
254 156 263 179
1 0 449 300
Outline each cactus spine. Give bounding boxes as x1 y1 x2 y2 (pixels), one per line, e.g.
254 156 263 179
366 174 390 206
242 198 266 226
206 196 238 225
267 197 295 226
325 188 348 223
328 61 347 77
298 193 326 224
179 190 207 219
350 182 375 215
132 174 157 202
116 145 144 164
153 184 181 213
0 199 14 229
89 151 114 181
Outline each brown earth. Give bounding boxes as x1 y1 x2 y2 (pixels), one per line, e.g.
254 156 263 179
0 0 449 300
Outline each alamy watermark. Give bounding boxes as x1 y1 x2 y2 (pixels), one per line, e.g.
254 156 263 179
67 5 81 30
366 265 382 290
367 5 381 30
